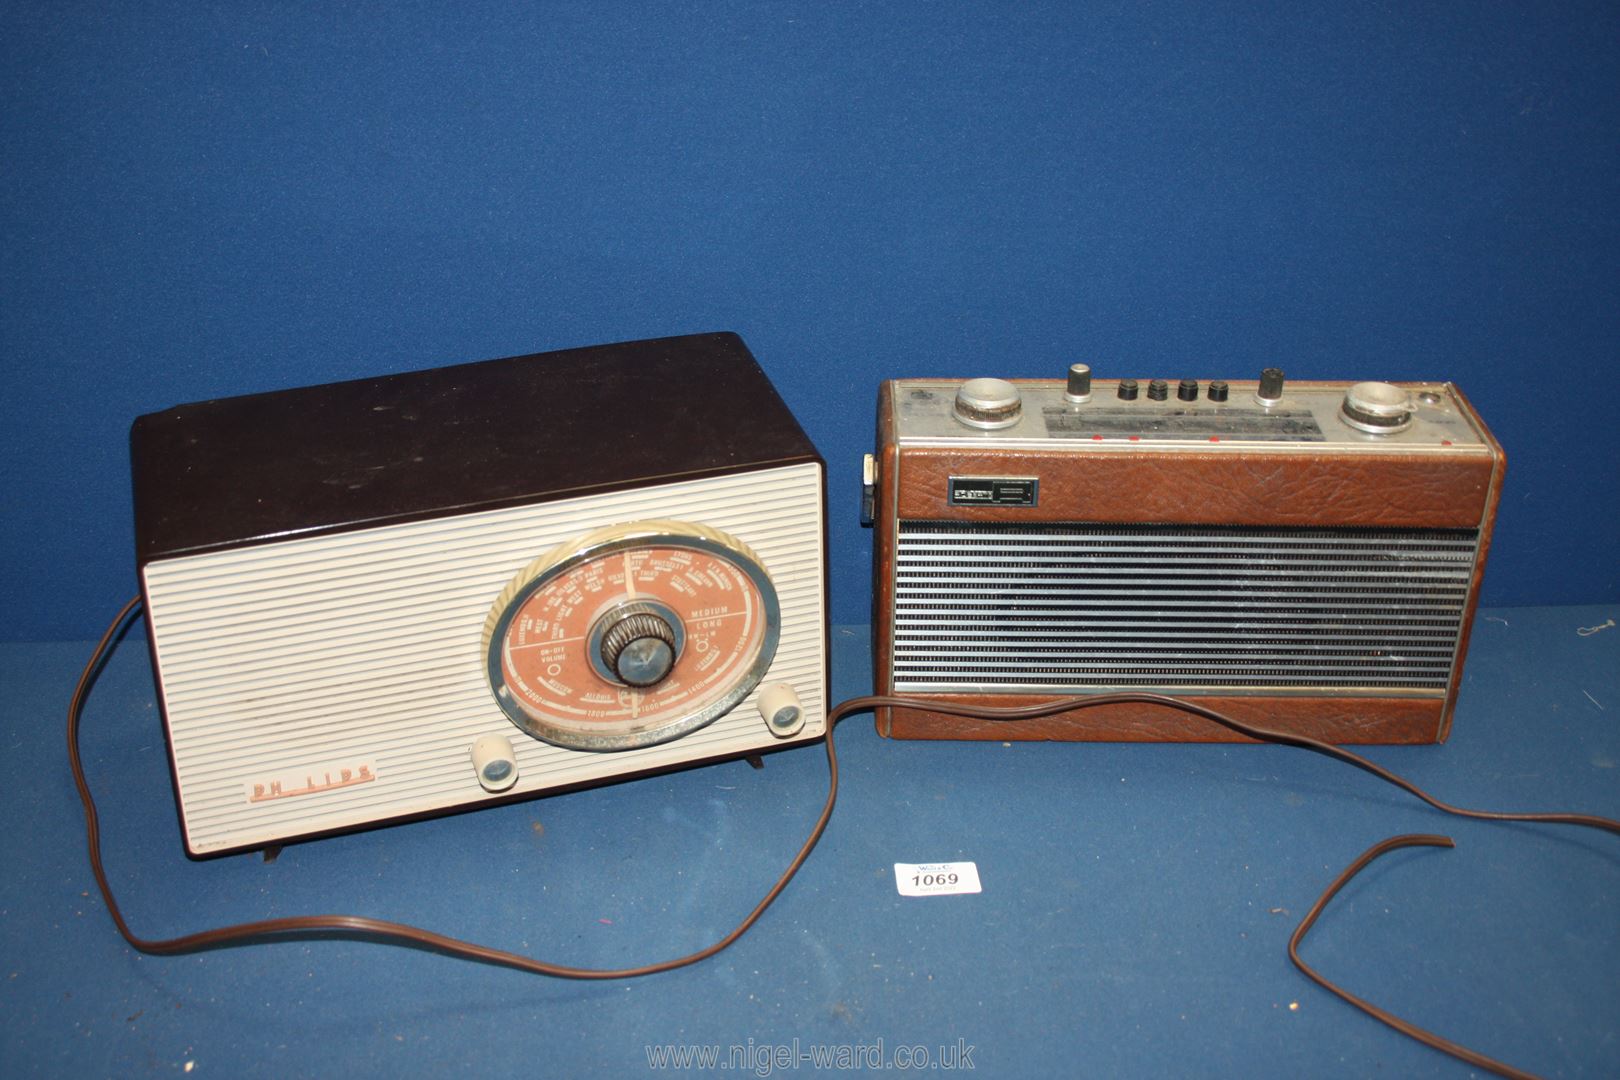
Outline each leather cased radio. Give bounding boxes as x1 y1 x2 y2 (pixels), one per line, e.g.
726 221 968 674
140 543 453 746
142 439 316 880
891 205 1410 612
868 369 1503 744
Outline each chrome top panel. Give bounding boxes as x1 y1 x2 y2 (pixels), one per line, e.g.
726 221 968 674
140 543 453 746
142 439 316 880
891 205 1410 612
890 380 1490 452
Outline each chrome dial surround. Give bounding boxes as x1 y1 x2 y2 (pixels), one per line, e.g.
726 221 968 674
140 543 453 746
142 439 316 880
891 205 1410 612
482 520 781 752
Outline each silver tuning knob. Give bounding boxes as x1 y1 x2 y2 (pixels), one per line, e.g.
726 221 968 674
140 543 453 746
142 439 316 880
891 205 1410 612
1339 382 1413 434
954 378 1022 429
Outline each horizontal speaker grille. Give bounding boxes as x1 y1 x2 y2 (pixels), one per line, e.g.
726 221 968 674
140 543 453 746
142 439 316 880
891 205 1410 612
892 521 1479 692
144 463 825 854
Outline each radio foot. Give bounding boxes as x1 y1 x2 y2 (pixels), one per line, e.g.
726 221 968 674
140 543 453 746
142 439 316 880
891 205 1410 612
745 755 765 771
261 845 282 864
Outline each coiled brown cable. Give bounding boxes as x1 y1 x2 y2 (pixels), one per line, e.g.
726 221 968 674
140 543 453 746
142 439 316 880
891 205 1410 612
73 598 1616 1074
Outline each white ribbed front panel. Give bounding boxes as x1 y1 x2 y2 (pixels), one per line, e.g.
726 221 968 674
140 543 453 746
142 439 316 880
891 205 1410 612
143 463 826 854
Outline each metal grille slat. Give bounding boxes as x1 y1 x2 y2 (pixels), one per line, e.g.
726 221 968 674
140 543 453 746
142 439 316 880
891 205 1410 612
900 598 1462 611
892 521 1477 692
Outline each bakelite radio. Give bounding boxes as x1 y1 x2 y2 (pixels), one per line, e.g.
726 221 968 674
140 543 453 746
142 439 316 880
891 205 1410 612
132 333 827 855
866 367 1503 744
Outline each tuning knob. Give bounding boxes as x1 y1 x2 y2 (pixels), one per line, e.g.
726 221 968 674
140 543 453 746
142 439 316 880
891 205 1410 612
598 605 679 687
954 378 1023 429
1339 382 1414 434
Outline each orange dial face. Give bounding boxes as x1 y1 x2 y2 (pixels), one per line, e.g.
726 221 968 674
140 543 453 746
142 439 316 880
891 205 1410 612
490 538 777 751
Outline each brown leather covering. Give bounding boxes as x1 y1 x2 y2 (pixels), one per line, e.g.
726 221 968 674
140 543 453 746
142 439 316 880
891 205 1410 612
894 447 1495 527
870 384 902 716
876 695 1447 744
1433 384 1506 740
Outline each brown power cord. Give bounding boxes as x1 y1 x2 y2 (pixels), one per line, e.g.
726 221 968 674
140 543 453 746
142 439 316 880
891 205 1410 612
73 598 1617 1075
1289 835 1542 1080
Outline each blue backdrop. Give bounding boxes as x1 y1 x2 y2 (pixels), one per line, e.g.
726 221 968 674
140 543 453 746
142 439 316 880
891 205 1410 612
4 1 1617 640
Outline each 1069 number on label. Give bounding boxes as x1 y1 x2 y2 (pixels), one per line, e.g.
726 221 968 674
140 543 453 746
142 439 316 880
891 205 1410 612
893 861 982 897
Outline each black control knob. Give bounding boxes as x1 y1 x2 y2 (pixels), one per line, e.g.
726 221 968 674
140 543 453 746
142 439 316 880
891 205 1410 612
1207 380 1230 402
599 608 678 687
1177 379 1198 402
1147 379 1169 401
1256 367 1285 405
1117 379 1139 401
1065 363 1093 403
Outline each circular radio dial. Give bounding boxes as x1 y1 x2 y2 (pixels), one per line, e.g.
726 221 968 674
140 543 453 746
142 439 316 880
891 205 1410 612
483 521 780 753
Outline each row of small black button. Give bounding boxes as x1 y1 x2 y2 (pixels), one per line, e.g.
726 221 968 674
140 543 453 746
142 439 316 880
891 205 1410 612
1114 379 1230 402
